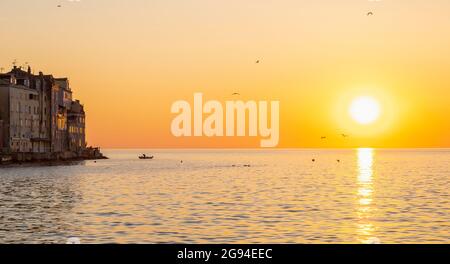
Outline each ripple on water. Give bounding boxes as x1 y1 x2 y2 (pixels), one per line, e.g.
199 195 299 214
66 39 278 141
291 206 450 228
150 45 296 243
0 149 449 243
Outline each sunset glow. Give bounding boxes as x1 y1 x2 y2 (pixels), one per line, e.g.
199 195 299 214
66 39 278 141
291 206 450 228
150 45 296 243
349 97 381 125
1 0 450 148
1 0 449 247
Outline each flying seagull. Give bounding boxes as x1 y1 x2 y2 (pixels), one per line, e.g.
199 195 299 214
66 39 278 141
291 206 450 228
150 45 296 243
341 134 349 138
367 12 374 16
321 136 327 140
232 93 240 96
256 60 260 64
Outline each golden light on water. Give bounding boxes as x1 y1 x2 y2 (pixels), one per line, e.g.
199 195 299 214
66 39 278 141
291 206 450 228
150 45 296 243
357 148 374 183
356 148 379 244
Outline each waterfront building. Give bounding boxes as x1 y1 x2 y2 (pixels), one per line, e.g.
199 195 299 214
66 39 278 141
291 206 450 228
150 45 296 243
68 100 86 153
0 120 3 150
0 66 86 156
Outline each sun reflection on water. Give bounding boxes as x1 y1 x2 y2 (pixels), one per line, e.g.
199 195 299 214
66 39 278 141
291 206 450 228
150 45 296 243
356 148 379 244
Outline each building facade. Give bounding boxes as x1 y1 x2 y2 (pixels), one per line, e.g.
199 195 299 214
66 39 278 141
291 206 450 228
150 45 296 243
68 100 86 153
0 120 3 150
0 66 86 154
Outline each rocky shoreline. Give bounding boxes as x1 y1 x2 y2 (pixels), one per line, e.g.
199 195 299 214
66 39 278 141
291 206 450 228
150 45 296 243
0 147 108 167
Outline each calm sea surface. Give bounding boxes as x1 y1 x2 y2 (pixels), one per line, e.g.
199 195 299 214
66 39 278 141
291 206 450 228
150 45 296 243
0 149 449 244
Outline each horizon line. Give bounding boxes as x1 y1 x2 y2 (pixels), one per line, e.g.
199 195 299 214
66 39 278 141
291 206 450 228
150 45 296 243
99 147 450 150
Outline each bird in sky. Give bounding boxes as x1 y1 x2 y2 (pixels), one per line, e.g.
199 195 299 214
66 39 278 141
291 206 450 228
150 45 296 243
256 60 260 64
367 12 374 16
341 134 349 138
58 0 81 8
321 136 327 140
232 93 240 96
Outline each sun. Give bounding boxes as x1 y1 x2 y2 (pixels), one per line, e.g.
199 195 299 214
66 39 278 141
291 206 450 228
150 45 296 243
349 96 381 125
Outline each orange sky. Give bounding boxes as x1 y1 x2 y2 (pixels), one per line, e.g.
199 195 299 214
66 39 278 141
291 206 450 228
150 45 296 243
1 0 449 148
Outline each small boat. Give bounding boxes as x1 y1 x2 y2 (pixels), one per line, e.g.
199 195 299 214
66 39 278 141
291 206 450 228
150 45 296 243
139 155 154 160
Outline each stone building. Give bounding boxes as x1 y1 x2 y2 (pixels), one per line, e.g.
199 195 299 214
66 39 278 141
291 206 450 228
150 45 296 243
68 100 86 153
0 66 86 155
0 120 3 150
